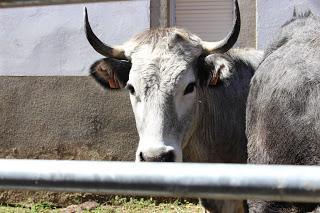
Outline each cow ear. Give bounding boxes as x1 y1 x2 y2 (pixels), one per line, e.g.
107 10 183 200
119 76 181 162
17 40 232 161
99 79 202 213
199 54 231 87
90 58 131 89
208 61 229 86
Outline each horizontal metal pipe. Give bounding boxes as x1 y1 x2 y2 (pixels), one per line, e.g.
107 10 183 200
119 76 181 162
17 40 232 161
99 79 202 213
0 159 319 202
0 0 136 8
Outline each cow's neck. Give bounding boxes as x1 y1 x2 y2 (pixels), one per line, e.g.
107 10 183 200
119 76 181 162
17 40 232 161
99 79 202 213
183 59 255 163
183 88 248 163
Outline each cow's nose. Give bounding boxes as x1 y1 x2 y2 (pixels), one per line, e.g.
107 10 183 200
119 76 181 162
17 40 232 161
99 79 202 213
139 150 175 162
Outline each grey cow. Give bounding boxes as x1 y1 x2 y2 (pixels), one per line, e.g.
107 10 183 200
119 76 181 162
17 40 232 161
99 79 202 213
246 12 320 213
85 0 263 212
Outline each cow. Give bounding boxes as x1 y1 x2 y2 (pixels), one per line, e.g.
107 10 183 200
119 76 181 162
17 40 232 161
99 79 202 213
246 11 320 213
84 0 263 212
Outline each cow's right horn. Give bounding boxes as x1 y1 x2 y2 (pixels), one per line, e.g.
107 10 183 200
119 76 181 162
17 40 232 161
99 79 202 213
84 7 127 60
201 0 240 54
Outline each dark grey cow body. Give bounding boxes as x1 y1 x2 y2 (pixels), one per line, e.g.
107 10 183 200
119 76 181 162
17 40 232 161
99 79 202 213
246 13 320 213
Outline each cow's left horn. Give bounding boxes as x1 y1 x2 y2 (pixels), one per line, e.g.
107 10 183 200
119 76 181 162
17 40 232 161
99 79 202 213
84 7 127 60
201 0 240 54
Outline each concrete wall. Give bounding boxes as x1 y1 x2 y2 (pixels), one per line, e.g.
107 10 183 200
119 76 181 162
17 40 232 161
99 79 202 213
257 0 320 49
150 0 171 28
0 77 138 161
238 0 256 48
0 1 149 75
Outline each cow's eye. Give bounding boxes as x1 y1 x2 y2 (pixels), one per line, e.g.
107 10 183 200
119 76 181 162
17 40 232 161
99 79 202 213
126 84 135 95
184 82 196 95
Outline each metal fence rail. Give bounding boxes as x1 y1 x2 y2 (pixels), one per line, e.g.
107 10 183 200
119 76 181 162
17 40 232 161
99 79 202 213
0 159 319 202
0 0 132 8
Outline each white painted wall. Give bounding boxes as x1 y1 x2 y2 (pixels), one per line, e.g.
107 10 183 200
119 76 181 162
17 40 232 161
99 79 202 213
257 0 320 49
0 1 149 76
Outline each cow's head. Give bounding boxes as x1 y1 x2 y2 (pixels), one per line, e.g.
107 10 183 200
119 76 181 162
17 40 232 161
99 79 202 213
85 0 240 162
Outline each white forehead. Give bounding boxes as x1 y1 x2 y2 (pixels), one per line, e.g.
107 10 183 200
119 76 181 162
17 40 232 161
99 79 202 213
128 45 196 93
123 28 204 93
131 45 189 73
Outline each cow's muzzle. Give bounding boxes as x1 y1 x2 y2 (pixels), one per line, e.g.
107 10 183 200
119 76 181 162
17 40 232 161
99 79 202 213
138 150 175 162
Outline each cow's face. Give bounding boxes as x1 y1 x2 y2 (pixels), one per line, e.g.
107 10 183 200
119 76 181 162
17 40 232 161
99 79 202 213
84 0 240 162
127 37 202 162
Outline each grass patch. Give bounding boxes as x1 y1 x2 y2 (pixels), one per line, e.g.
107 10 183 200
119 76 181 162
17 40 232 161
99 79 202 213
0 197 202 213
0 202 60 213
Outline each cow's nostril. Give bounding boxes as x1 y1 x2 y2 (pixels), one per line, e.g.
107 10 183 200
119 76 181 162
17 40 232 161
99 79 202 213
159 150 175 162
139 152 145 162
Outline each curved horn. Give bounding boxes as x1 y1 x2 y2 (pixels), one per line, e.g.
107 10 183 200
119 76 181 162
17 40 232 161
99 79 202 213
84 7 127 60
202 0 241 54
